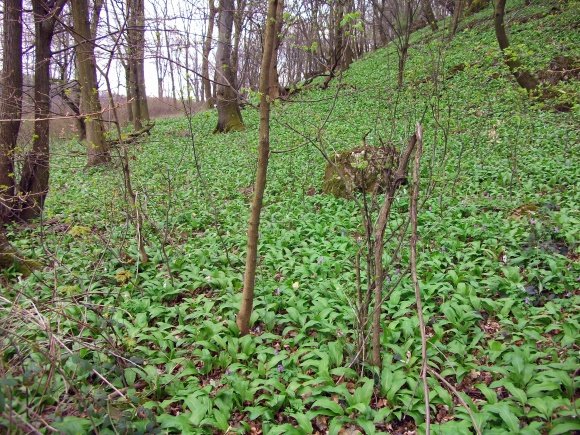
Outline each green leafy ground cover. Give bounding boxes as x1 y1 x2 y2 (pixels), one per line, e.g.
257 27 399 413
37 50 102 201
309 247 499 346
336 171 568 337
1 1 579 433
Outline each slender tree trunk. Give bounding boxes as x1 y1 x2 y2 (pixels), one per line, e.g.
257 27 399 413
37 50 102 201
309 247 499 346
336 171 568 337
332 1 344 70
237 0 279 336
231 0 246 92
215 0 244 133
494 0 538 91
371 134 417 366
124 62 134 123
396 1 413 89
342 0 355 69
127 0 149 129
268 0 284 99
154 30 164 99
19 0 64 221
0 0 23 224
450 0 464 37
135 0 149 122
71 0 109 166
202 0 217 108
164 21 177 102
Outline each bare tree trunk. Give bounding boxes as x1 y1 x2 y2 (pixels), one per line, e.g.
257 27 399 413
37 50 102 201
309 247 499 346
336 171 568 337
135 0 149 122
231 0 246 92
127 0 149 129
164 18 177 102
236 0 280 336
71 0 109 166
450 0 464 37
61 87 87 141
202 0 217 108
423 0 438 30
124 61 134 123
268 0 284 99
215 0 244 133
494 0 538 91
0 0 23 224
154 30 164 98
396 1 414 89
19 0 65 221
371 134 417 366
342 0 355 69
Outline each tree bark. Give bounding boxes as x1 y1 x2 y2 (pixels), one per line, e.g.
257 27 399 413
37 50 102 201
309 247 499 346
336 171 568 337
450 0 464 37
60 84 87 141
236 0 279 336
342 0 355 69
0 0 23 224
124 61 134 123
202 0 217 108
268 0 284 99
371 133 417 367
127 0 149 129
214 0 244 133
231 0 246 93
423 0 438 31
71 0 109 166
19 0 65 221
494 0 538 91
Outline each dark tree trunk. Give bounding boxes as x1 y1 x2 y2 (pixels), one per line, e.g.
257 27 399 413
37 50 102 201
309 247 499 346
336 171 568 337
268 0 285 99
423 0 438 30
342 0 355 69
19 0 65 221
202 0 217 108
231 0 245 93
0 0 23 224
60 86 87 141
494 0 538 91
127 0 149 129
450 0 464 37
125 62 134 124
214 0 244 133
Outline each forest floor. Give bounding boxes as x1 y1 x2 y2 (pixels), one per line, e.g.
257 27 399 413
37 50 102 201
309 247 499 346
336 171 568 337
1 0 579 434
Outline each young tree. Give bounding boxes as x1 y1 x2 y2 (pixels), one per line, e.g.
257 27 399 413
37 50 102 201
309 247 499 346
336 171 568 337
268 0 285 99
237 0 280 335
214 0 245 133
450 0 464 38
373 0 418 88
19 0 67 221
494 0 538 91
202 0 217 108
71 0 110 166
231 0 246 93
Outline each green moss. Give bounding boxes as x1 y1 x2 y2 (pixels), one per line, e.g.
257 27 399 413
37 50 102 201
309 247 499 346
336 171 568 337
467 0 490 15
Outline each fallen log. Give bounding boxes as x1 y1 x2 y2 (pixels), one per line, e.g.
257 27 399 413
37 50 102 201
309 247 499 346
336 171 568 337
107 122 155 147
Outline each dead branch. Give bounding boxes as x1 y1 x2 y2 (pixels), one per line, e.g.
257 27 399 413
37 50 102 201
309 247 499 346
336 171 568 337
107 122 155 147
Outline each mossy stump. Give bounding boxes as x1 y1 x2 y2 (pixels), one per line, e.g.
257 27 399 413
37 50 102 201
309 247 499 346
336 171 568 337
322 145 399 199
0 233 41 276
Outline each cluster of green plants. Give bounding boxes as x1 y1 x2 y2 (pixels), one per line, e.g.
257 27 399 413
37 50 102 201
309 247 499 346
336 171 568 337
1 0 578 433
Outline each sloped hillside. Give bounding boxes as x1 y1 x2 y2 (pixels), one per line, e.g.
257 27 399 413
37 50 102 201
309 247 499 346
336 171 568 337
2 0 579 433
